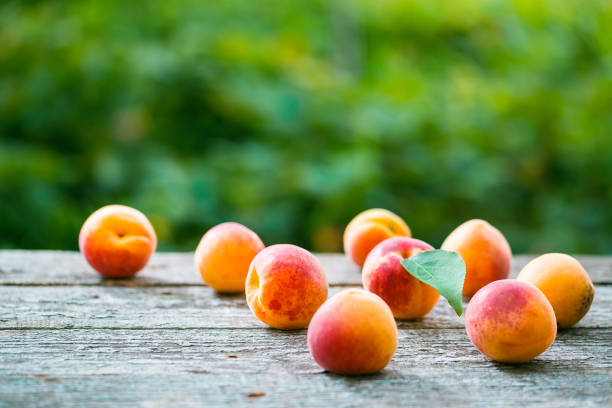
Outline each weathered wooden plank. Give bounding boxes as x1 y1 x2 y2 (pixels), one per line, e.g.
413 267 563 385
1 285 610 330
0 251 611 286
0 251 359 286
0 329 610 407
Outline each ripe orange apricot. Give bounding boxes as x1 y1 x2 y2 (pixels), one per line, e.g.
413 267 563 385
441 219 511 297
465 280 557 363
79 205 157 278
517 253 595 328
308 289 397 375
194 222 265 293
343 209 411 267
362 237 439 319
245 244 328 330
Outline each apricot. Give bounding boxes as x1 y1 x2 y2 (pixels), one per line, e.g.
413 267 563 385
343 209 412 267
245 244 328 330
308 289 397 375
194 222 265 293
362 237 439 319
441 219 511 297
79 205 157 278
517 253 595 328
465 280 556 363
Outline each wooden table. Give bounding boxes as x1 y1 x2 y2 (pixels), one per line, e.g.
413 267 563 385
0 251 610 407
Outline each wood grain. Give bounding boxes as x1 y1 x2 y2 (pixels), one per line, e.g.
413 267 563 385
1 285 610 330
0 251 610 407
0 329 610 407
0 251 610 286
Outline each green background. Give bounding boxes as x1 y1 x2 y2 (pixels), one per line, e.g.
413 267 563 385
1 0 611 253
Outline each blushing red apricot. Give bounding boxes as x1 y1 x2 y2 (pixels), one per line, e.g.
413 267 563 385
343 209 411 267
245 244 328 330
517 253 594 328
308 289 397 375
79 205 157 278
441 219 511 297
465 280 557 363
194 222 264 293
362 237 439 319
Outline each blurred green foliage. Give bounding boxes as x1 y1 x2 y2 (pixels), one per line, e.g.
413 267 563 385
1 0 611 253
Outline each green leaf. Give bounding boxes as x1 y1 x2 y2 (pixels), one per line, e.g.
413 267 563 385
400 250 466 316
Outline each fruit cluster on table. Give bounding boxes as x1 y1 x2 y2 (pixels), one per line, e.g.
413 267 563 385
79 205 595 374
